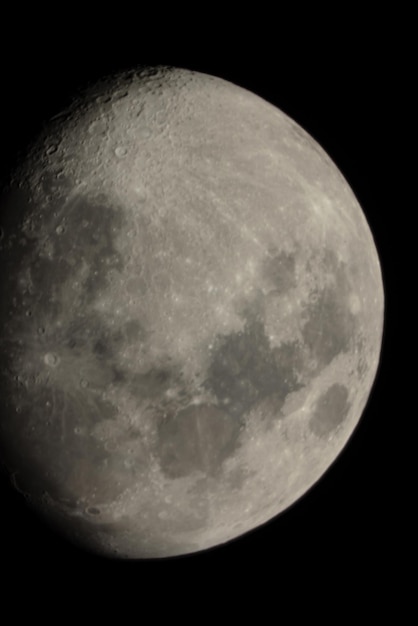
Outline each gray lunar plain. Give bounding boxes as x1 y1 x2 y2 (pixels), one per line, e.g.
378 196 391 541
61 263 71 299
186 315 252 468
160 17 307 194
0 66 384 558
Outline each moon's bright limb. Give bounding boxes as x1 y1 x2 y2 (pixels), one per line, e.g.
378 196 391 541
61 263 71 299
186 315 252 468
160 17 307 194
0 66 384 558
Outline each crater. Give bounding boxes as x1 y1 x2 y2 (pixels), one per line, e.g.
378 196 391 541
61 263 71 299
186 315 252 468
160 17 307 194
309 383 350 438
44 352 60 367
86 506 101 516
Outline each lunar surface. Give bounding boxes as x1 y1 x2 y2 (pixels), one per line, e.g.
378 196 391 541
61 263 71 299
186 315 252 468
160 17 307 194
0 66 384 558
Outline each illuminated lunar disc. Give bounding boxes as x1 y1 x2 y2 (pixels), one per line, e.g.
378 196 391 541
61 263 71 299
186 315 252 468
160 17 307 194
0 66 384 558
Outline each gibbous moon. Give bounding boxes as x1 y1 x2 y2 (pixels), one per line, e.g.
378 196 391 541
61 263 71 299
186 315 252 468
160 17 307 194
0 66 384 558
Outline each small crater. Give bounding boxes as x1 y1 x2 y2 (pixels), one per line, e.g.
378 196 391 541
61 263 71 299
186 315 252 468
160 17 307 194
55 224 66 235
46 145 58 156
115 146 128 158
44 352 60 367
88 119 108 135
113 90 128 100
96 95 112 104
86 506 101 516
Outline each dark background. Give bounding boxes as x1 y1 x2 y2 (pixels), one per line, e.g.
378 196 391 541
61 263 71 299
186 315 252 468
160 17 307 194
0 10 406 609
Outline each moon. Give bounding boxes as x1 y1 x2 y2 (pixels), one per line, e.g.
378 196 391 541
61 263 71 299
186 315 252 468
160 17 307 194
0 66 384 558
